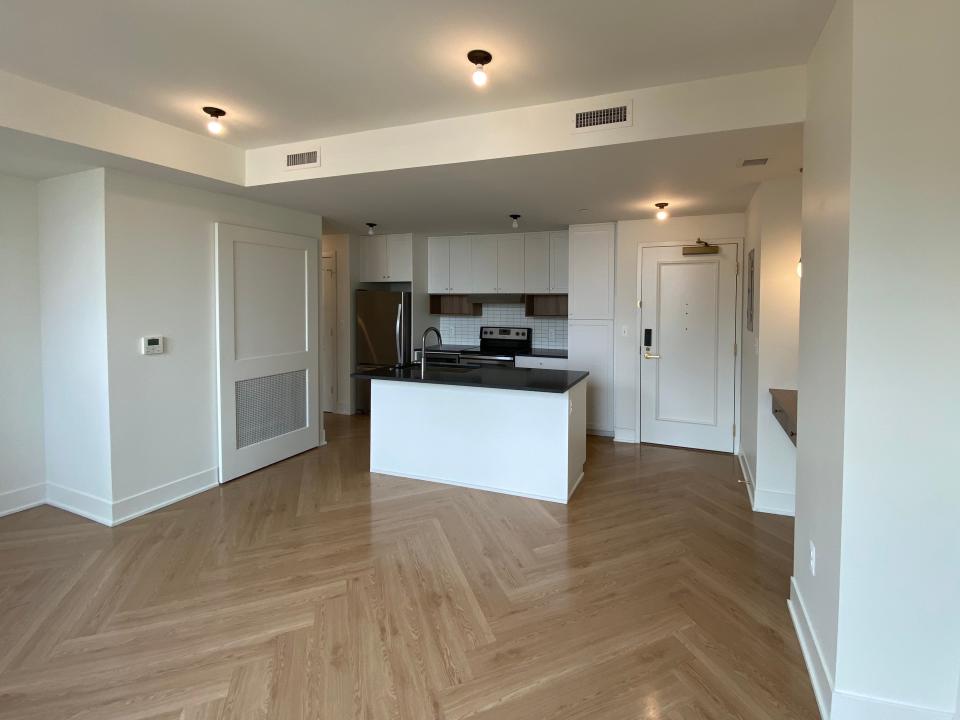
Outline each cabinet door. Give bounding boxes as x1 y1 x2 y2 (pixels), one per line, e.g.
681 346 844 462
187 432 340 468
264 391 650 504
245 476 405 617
363 235 388 281
449 236 473 293
567 320 614 432
496 234 524 293
523 232 550 293
569 224 614 319
549 231 569 293
427 237 451 293
386 234 412 281
470 235 499 293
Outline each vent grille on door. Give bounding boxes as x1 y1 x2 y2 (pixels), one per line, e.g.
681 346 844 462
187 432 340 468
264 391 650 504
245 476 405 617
573 103 632 132
235 370 307 448
285 150 320 169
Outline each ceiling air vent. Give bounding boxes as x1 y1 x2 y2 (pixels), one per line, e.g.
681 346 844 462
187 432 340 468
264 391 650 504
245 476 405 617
573 101 632 133
284 149 320 170
739 157 769 167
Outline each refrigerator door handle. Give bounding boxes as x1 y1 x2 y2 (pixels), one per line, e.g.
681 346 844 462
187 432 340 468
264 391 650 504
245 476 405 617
395 302 403 367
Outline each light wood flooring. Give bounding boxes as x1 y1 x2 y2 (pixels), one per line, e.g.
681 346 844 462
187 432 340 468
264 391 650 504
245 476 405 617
0 414 817 719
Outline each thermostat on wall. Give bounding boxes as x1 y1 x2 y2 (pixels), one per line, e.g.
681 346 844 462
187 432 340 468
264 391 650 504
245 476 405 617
141 336 165 355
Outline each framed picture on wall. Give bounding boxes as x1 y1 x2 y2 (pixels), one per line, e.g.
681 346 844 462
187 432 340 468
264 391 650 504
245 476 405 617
746 249 755 332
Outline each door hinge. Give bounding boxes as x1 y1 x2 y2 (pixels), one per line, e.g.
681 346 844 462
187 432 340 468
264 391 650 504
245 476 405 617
734 341 737 356
637 300 642 308
733 423 737 437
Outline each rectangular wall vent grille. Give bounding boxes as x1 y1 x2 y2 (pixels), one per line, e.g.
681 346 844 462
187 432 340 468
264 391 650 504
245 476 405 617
575 105 629 130
235 370 306 448
740 157 769 167
285 150 319 169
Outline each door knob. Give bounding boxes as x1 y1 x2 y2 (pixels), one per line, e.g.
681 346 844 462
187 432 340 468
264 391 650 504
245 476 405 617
643 352 661 359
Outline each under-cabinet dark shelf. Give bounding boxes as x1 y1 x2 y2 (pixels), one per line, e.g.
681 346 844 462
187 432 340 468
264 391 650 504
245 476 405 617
428 294 482 316
524 294 568 317
770 388 798 446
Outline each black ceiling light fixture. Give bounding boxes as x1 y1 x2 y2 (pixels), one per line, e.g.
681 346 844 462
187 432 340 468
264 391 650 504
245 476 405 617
202 106 226 135
468 49 493 87
655 202 670 221
365 222 378 236
509 213 521 229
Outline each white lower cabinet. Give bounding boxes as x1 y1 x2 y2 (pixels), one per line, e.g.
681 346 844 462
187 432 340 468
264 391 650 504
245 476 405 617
567 320 614 434
515 355 568 370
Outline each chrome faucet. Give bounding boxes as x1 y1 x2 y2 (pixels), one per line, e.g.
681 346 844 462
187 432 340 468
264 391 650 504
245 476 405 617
420 326 442 373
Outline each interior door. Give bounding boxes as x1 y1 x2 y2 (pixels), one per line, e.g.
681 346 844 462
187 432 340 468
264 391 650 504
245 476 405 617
639 243 738 452
215 223 321 483
321 254 337 412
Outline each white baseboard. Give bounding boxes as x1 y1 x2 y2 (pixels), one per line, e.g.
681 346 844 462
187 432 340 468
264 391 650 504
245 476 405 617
45 482 114 526
568 471 585 500
754 487 795 516
789 577 834 720
587 428 615 438
111 467 219 525
0 483 46 518
738 452 795 517
831 692 956 720
370 466 569 505
613 427 638 443
737 452 756 506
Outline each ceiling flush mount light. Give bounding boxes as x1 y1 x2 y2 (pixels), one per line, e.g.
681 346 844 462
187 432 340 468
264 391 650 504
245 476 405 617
655 202 670 221
468 49 492 87
203 106 226 135
366 222 377 236
509 213 521 229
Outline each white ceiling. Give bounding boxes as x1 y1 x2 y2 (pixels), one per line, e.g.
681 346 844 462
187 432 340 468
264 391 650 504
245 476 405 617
0 0 832 148
0 124 802 233
243 124 803 234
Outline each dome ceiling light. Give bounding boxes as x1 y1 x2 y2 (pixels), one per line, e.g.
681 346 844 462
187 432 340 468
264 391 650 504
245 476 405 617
467 49 493 87
203 106 226 135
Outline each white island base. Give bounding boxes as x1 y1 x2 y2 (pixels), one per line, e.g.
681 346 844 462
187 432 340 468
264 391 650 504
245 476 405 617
369 378 587 503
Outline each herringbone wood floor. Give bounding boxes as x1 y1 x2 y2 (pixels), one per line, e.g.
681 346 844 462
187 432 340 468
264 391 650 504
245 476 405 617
0 414 817 719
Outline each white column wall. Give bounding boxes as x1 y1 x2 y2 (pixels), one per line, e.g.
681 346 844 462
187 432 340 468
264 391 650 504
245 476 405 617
38 169 114 521
0 174 46 516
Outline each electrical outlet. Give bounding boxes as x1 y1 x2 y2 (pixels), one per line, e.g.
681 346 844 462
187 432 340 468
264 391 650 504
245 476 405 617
809 541 816 576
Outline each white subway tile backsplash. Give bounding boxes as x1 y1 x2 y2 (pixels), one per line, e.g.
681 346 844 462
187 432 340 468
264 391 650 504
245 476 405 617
436 303 567 349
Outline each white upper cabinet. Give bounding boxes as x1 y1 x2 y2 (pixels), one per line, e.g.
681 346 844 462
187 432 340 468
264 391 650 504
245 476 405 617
428 232 562 294
523 232 550 293
549 231 569 293
569 223 615 319
496 234 525 293
470 235 499 293
449 236 473 292
361 233 412 282
427 237 451 293
387 234 412 281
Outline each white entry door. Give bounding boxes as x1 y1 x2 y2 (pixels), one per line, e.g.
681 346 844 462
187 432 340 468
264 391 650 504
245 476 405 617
321 254 338 412
639 243 738 452
215 223 321 483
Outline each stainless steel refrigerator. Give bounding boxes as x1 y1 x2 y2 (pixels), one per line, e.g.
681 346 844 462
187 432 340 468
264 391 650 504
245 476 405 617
355 289 411 412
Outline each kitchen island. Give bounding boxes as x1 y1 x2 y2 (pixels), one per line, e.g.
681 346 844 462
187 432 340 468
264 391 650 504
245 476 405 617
353 365 588 503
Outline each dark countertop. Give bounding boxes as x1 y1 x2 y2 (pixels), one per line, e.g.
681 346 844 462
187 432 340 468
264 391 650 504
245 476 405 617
353 364 588 394
518 348 568 359
417 344 568 359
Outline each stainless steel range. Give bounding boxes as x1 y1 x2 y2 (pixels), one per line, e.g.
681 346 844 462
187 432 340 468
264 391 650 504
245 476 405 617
458 326 532 367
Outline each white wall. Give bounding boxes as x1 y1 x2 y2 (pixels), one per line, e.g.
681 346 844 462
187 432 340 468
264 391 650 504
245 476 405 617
38 169 114 519
321 233 354 414
103 169 324 513
740 177 802 516
792 0 852 702
834 0 960 712
0 174 46 515
613 214 745 443
793 2 960 717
